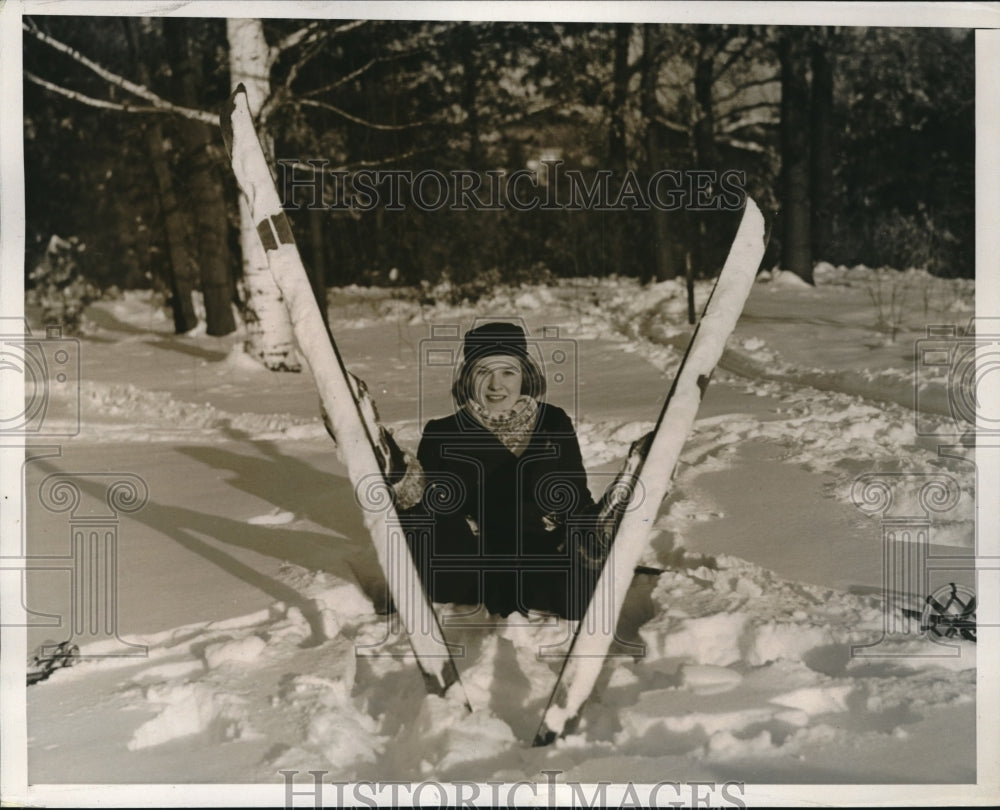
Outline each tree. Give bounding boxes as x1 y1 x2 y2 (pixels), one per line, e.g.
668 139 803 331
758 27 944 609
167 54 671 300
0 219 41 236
809 31 834 262
164 17 237 336
778 29 813 284
125 17 201 333
226 17 300 370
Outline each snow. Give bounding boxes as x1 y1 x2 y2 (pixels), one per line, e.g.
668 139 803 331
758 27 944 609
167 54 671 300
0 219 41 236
22 265 979 787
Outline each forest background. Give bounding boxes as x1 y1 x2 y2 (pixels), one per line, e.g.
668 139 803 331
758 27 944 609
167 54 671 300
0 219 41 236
23 18 974 369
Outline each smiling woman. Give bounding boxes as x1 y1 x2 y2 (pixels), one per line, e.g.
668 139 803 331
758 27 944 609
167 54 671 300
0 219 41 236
399 322 601 619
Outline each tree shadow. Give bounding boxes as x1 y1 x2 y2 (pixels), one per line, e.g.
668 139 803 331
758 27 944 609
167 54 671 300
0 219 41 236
33 446 389 646
149 337 229 362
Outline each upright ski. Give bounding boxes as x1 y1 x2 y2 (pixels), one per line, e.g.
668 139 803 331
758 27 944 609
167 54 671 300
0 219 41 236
535 198 766 745
222 85 469 708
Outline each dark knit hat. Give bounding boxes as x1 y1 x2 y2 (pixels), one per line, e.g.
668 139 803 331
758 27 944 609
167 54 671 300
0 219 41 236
462 321 530 366
453 321 545 405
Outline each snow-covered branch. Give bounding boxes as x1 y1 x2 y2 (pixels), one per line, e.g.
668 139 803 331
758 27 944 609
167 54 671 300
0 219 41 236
652 114 690 134
24 19 217 125
25 69 219 125
272 21 323 55
716 135 768 154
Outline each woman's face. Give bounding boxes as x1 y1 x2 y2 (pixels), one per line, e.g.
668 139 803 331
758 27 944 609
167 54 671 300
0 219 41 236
470 354 523 415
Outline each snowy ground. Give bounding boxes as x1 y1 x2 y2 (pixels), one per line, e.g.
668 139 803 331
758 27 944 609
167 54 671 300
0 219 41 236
22 266 980 787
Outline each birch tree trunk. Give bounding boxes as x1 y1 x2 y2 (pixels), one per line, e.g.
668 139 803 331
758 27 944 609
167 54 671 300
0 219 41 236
226 17 301 371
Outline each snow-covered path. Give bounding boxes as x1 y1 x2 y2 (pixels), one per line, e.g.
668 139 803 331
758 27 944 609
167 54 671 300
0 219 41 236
24 271 977 785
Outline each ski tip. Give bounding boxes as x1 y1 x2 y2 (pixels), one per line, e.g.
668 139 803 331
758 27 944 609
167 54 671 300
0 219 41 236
533 726 558 747
420 661 473 712
220 84 250 158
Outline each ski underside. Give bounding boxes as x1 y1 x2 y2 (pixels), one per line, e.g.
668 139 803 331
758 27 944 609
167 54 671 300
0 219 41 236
222 82 768 739
222 85 470 709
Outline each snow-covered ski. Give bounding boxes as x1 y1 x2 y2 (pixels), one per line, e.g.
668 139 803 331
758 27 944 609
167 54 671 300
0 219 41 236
221 85 470 708
26 640 79 686
534 198 766 745
859 583 978 644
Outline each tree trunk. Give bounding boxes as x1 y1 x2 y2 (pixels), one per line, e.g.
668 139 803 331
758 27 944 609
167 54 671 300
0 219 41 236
607 23 631 275
609 24 631 171
641 26 676 281
226 17 301 371
458 24 480 168
779 32 814 284
165 18 237 337
693 34 717 173
123 19 198 333
810 34 835 262
146 122 199 333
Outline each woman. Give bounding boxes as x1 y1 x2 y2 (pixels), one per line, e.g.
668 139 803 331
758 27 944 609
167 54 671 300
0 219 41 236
402 321 600 619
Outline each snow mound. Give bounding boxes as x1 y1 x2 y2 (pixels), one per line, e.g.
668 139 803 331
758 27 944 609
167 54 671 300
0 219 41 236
128 683 254 750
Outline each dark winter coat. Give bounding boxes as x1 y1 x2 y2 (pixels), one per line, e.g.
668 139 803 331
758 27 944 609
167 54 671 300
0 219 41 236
405 401 597 618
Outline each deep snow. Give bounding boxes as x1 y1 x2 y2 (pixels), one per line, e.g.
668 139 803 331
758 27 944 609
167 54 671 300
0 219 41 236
22 267 980 788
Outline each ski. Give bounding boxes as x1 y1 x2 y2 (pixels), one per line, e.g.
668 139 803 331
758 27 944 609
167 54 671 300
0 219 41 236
221 85 470 708
852 582 978 644
534 198 766 745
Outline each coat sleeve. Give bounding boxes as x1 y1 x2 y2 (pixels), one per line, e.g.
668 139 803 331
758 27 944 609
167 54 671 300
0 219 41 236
531 406 594 521
554 407 594 514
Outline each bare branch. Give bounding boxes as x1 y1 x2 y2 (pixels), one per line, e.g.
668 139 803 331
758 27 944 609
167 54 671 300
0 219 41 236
713 37 755 82
25 70 219 125
281 146 436 175
714 75 780 105
296 98 429 131
300 57 380 97
276 19 370 84
717 100 779 121
720 114 779 134
24 19 216 124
